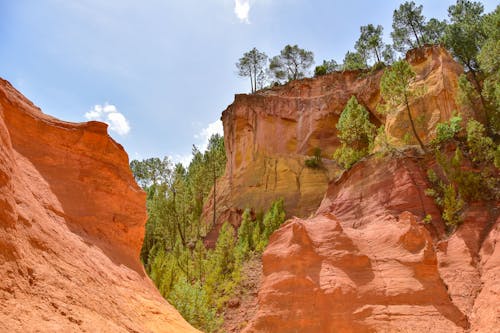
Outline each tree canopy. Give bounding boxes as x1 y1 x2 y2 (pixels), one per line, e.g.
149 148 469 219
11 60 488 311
379 60 426 151
269 44 314 82
236 47 268 93
355 24 385 64
391 1 426 52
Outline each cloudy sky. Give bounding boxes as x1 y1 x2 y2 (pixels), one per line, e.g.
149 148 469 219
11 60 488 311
1 0 497 164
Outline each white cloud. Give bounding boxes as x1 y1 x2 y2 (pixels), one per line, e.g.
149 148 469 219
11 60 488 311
84 103 131 135
195 119 224 152
234 0 250 23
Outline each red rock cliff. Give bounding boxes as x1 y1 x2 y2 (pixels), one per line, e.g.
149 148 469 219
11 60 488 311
0 78 199 332
243 152 499 333
204 46 464 230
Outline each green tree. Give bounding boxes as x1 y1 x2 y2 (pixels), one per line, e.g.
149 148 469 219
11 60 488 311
382 45 396 65
423 18 448 44
355 24 385 64
236 47 268 93
204 134 226 228
236 209 254 259
391 1 426 52
263 199 286 239
443 0 485 87
314 59 339 76
342 51 367 70
168 278 220 333
333 96 376 169
379 60 426 151
269 44 314 82
478 5 500 134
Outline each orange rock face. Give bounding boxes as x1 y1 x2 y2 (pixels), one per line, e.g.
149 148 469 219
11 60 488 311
0 78 199 332
244 153 499 333
204 46 464 227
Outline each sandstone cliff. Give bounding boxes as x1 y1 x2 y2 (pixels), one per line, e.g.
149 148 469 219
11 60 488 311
243 152 499 333
0 78 199 333
203 46 464 230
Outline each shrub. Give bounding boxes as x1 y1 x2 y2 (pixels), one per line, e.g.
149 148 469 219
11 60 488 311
433 115 462 144
333 144 367 169
441 184 464 227
333 96 376 169
305 147 322 169
168 278 221 333
466 119 495 164
263 199 286 239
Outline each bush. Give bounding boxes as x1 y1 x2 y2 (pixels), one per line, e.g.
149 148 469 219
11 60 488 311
168 278 221 333
305 147 322 168
466 119 495 164
333 144 367 169
433 115 462 144
333 96 375 169
314 65 327 76
441 184 464 227
263 199 286 239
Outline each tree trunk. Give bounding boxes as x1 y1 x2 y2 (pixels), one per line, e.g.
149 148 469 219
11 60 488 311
405 93 426 152
374 47 381 63
410 22 421 47
467 65 489 127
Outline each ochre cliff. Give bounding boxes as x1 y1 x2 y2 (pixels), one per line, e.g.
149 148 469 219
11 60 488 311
0 78 199 332
203 46 464 231
243 152 499 333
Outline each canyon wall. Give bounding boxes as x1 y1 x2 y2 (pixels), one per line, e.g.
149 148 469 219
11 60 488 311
204 46 464 231
243 152 499 333
0 78 199 332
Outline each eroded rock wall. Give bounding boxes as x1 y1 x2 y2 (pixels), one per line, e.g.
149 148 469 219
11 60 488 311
0 78 199 333
205 46 464 228
244 153 499 333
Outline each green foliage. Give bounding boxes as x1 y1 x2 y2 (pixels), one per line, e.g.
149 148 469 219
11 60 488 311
314 59 339 76
263 199 286 239
373 125 392 152
382 45 395 65
236 209 254 260
305 147 322 169
355 24 386 64
168 278 221 332
236 47 269 93
443 0 485 74
456 74 480 108
391 1 426 52
423 18 448 44
433 115 462 144
423 214 433 224
427 139 499 229
478 5 500 134
333 144 368 170
269 44 314 82
379 60 426 150
342 51 367 70
441 183 465 227
466 119 495 164
333 96 375 169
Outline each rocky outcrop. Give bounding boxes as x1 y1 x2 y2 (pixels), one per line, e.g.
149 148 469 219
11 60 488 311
204 46 464 228
243 152 499 333
0 78 199 332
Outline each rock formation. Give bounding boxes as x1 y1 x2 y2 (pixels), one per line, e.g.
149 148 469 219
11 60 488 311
0 78 199 332
213 45 498 332
203 46 464 230
243 153 499 333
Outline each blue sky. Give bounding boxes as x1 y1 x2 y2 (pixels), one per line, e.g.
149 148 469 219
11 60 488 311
1 0 497 164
